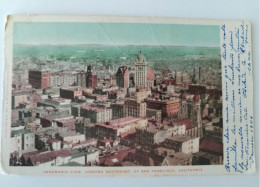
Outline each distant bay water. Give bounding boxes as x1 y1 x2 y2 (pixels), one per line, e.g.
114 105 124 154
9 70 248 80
14 44 220 60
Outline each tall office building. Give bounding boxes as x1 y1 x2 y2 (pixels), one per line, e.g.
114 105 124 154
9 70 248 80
135 51 147 88
116 66 129 88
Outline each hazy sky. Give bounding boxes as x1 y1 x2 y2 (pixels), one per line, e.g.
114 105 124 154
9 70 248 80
14 22 220 47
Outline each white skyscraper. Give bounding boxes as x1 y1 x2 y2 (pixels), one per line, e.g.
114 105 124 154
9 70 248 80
135 51 147 87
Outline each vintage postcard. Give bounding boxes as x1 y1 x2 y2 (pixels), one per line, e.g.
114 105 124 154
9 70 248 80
1 15 255 176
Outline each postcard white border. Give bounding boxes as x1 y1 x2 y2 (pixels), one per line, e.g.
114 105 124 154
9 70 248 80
1 15 255 176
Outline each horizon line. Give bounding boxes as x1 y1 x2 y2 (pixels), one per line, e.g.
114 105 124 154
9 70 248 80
13 43 220 48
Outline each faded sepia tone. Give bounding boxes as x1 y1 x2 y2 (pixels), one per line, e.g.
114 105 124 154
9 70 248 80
9 20 223 167
1 15 254 176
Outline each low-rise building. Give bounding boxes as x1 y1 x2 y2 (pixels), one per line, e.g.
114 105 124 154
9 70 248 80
161 152 192 166
84 94 108 102
40 114 74 128
68 149 99 166
96 117 147 140
37 97 71 110
56 131 86 144
27 149 71 166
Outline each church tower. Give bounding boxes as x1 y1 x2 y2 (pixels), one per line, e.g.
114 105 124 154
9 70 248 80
135 51 147 88
191 95 202 128
178 93 188 119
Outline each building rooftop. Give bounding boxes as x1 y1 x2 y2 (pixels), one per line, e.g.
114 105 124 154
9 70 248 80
166 135 198 143
11 129 33 137
41 113 73 122
163 152 192 165
29 149 71 166
97 116 143 130
80 105 110 112
199 139 223 154
173 119 194 130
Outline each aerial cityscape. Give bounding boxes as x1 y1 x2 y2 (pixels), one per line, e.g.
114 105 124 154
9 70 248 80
9 23 223 167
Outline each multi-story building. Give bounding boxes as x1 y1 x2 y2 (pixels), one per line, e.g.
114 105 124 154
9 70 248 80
124 99 146 118
10 129 35 153
135 122 185 150
178 93 188 119
145 98 179 119
37 97 71 109
60 87 83 100
162 135 200 154
161 152 193 166
84 94 108 102
80 105 112 123
12 90 30 109
116 66 129 89
135 87 151 103
50 72 76 87
96 117 147 140
135 52 147 87
27 149 71 166
29 70 50 89
182 73 188 84
175 72 182 84
146 68 155 88
86 66 97 88
109 75 117 86
110 101 124 120
76 71 87 88
146 108 162 122
40 113 74 128
191 95 202 128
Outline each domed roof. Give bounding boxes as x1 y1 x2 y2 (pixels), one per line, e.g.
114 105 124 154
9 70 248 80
137 54 145 61
136 51 146 62
193 95 200 102
180 93 186 100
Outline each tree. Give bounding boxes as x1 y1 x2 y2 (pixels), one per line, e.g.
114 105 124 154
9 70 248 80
35 139 46 150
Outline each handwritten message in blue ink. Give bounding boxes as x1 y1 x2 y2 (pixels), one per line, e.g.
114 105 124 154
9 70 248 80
221 22 255 174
